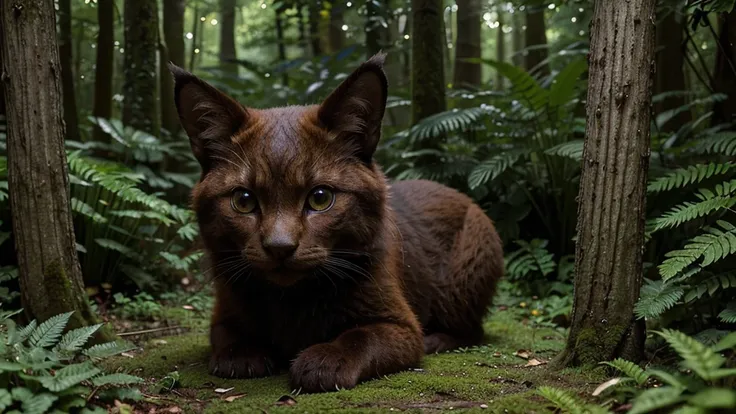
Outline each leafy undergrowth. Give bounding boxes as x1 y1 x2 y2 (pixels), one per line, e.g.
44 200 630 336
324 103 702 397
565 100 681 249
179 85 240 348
103 310 608 413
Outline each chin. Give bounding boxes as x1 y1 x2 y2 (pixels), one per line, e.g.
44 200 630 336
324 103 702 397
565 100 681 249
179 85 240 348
265 270 309 287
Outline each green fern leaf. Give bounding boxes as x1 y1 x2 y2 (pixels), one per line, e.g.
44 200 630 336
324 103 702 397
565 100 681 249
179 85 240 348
54 323 103 354
647 163 736 193
634 279 684 319
628 386 684 414
70 197 107 224
37 362 101 392
29 311 74 348
546 140 584 161
697 131 736 156
468 150 525 189
652 182 736 231
669 405 707 414
713 331 736 352
21 392 58 414
0 389 11 411
655 329 725 381
481 60 549 111
505 239 556 279
647 369 687 389
92 373 143 387
717 301 736 323
83 341 135 359
602 358 650 385
549 58 587 110
407 107 489 140
659 220 736 280
536 386 586 414
17 320 38 343
688 388 736 409
684 272 736 302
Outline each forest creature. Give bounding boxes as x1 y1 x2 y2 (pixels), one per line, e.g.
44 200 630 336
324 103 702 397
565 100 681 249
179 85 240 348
170 53 504 393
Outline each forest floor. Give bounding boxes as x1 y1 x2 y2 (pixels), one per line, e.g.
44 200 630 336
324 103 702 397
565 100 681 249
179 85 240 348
102 303 610 413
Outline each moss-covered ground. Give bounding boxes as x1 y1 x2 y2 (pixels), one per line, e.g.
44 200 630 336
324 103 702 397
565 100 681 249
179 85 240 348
104 309 610 413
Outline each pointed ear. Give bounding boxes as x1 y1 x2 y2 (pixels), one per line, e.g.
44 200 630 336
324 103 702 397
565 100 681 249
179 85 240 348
318 52 388 163
169 63 247 171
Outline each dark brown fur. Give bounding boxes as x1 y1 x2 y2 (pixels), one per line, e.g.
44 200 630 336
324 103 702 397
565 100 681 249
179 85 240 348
170 54 504 393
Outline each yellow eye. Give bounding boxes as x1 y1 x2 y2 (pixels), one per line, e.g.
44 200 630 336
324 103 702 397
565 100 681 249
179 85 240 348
231 189 258 214
306 187 335 212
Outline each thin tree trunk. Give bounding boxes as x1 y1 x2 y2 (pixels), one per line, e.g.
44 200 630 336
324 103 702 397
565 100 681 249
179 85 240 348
275 4 289 85
524 5 549 77
496 12 505 89
0 0 114 341
308 2 323 56
58 0 80 140
366 0 390 58
453 0 482 87
512 11 524 66
712 12 736 126
162 0 185 136
296 1 309 56
328 1 344 53
219 0 237 73
189 5 201 71
655 5 690 131
123 0 160 136
92 0 115 142
555 0 654 367
411 0 447 126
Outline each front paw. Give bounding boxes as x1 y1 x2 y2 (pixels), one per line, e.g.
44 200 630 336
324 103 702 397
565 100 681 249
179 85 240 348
209 347 276 379
289 343 361 393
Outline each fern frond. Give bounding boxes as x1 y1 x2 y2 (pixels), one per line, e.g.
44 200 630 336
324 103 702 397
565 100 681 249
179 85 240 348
647 163 735 193
29 312 74 348
655 329 725 381
505 239 556 280
602 358 650 385
688 388 736 410
713 332 736 352
628 387 684 414
683 272 736 303
718 301 736 323
652 180 736 230
407 107 490 141
70 198 107 224
634 279 684 319
54 324 103 354
659 220 736 280
20 392 58 414
536 386 586 414
696 131 736 156
545 140 584 161
91 373 143 387
481 60 549 112
468 150 526 189
83 341 135 359
37 362 101 392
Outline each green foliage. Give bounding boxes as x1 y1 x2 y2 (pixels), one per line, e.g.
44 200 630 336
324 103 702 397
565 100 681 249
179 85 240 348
659 220 736 280
537 386 609 414
602 359 650 386
0 310 142 413
111 292 163 321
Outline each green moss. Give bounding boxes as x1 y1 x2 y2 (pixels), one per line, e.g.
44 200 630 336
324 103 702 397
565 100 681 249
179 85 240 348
571 324 628 366
105 311 609 413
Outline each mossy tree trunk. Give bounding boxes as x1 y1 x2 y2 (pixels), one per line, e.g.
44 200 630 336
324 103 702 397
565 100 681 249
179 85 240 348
655 4 689 131
524 2 549 77
555 0 654 367
453 0 482 87
162 0 185 136
0 0 114 341
328 1 344 53
712 11 736 126
58 0 79 141
92 0 115 142
123 0 160 136
411 0 446 126
219 0 238 74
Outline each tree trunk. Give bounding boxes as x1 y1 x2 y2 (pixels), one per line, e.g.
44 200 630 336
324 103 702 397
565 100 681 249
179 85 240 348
296 1 309 56
219 0 238 73
512 10 524 66
366 0 389 58
328 1 344 53
453 0 482 87
555 0 654 368
524 4 549 77
275 4 289 85
712 12 736 126
162 0 185 136
189 5 201 71
123 0 160 136
92 0 115 142
654 5 690 131
496 11 505 89
0 0 114 341
411 0 447 125
308 1 323 56
58 0 79 140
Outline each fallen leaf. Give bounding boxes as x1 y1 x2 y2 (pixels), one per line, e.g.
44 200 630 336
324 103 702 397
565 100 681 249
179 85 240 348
524 358 547 367
166 407 182 413
182 305 195 310
215 387 234 394
224 394 246 402
152 339 168 346
592 377 623 396
513 349 531 359
121 352 135 358
492 352 502 357
276 395 297 406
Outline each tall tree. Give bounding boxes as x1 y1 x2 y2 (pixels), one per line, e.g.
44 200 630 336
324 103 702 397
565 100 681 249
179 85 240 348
524 2 549 77
58 0 80 140
654 5 690 131
123 0 160 136
366 0 390 58
92 0 115 142
162 0 185 135
712 11 736 126
511 10 524 66
308 1 323 56
275 2 289 84
219 0 238 73
496 11 506 89
453 0 482 87
411 0 446 125
0 0 114 340
328 1 344 52
556 0 655 367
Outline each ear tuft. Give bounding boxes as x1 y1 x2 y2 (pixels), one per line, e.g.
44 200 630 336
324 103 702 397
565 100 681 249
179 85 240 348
170 64 247 172
318 52 389 163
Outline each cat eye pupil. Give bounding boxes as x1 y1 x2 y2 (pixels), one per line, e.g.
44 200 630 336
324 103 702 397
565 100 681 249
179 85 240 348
231 190 257 214
307 187 334 212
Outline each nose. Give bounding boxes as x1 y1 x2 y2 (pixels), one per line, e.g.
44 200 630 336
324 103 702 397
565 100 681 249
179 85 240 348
262 236 298 260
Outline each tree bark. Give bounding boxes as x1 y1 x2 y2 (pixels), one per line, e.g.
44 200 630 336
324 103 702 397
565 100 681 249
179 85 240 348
411 0 447 125
0 0 114 341
308 1 323 56
189 5 201 71
328 1 344 53
162 0 185 136
654 5 690 131
58 0 80 140
92 0 115 142
453 0 482 87
712 12 736 126
555 0 654 368
123 0 160 136
275 3 289 85
524 4 549 77
512 10 524 66
219 0 238 73
496 12 505 89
